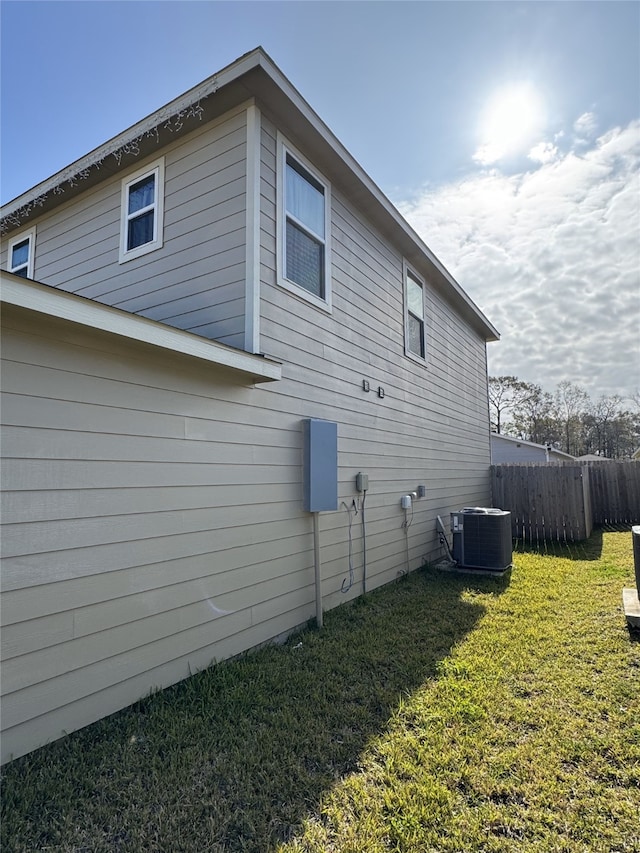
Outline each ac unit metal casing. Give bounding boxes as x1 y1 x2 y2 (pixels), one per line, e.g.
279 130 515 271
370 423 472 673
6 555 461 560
451 507 512 571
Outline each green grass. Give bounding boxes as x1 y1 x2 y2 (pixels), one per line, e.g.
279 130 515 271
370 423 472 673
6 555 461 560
2 530 639 852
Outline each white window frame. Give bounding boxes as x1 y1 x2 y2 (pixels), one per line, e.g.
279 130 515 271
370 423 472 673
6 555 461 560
8 227 36 279
276 134 332 312
404 261 427 363
119 157 165 263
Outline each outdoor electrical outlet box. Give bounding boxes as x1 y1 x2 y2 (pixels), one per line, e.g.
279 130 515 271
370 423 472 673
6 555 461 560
417 485 426 498
303 419 338 512
356 472 369 492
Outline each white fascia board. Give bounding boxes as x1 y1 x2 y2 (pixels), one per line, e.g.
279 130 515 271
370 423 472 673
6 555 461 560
0 272 281 383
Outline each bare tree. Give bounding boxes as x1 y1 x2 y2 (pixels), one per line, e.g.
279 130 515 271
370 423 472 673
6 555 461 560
582 394 639 457
511 384 557 445
488 376 538 434
553 381 589 456
488 376 637 457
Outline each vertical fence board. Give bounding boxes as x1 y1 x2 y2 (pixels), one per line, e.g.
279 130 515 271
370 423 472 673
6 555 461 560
582 468 593 539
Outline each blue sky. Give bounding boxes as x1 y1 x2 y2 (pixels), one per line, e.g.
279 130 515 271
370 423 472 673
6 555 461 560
2 1 639 402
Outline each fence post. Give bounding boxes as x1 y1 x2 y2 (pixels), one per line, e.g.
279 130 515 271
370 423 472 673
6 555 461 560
582 465 592 538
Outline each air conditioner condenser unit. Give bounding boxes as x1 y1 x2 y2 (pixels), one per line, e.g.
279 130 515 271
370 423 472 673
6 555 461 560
450 507 512 572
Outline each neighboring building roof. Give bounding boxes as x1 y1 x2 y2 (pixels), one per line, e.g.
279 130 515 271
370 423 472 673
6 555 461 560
0 47 499 345
491 432 575 463
575 454 614 461
0 270 282 383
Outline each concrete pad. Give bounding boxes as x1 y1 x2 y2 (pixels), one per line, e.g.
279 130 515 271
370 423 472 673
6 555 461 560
623 588 640 630
432 558 512 578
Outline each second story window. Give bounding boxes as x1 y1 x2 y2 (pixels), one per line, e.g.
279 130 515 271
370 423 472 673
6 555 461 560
277 137 332 311
285 155 326 297
119 158 165 263
406 268 426 360
127 174 155 249
8 228 36 278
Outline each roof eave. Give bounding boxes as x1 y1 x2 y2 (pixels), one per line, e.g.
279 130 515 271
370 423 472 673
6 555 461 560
0 270 282 383
1 46 499 344
250 53 500 343
0 48 267 231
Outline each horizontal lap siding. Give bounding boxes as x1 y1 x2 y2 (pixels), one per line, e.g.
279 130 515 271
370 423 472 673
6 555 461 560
3 110 249 350
1 106 492 763
0 308 313 762
259 117 491 609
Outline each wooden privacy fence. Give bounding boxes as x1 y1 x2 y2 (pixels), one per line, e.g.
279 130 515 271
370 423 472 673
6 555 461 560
586 461 640 525
491 463 591 543
491 461 640 543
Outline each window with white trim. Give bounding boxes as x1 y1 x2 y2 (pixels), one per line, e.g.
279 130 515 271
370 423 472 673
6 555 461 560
8 227 36 278
119 158 165 263
277 138 331 310
405 266 426 360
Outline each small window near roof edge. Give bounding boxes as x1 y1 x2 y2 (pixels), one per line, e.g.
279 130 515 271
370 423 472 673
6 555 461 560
119 158 165 263
405 266 426 361
8 228 36 279
277 138 331 311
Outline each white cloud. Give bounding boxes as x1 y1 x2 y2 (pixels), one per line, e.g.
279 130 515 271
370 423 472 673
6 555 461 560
573 111 598 141
398 120 640 400
528 142 558 164
473 141 505 167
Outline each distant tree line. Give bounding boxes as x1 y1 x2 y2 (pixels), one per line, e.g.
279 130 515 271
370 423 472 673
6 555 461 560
489 377 640 459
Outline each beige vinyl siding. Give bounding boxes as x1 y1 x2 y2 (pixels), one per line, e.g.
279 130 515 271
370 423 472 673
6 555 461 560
0 303 313 763
1 106 493 765
258 116 491 607
1 109 249 350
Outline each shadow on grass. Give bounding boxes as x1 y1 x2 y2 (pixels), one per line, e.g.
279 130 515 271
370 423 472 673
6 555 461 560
0 568 509 853
514 527 605 561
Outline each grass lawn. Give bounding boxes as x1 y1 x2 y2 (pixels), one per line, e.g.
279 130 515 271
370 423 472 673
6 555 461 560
2 530 639 852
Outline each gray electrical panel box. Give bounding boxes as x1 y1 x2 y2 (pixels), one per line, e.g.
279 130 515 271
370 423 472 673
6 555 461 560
303 419 338 512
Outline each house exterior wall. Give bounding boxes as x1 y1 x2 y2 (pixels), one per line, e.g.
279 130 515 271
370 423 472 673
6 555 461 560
1 96 494 763
1 304 306 764
490 434 572 463
258 117 492 605
491 435 547 463
0 107 249 350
